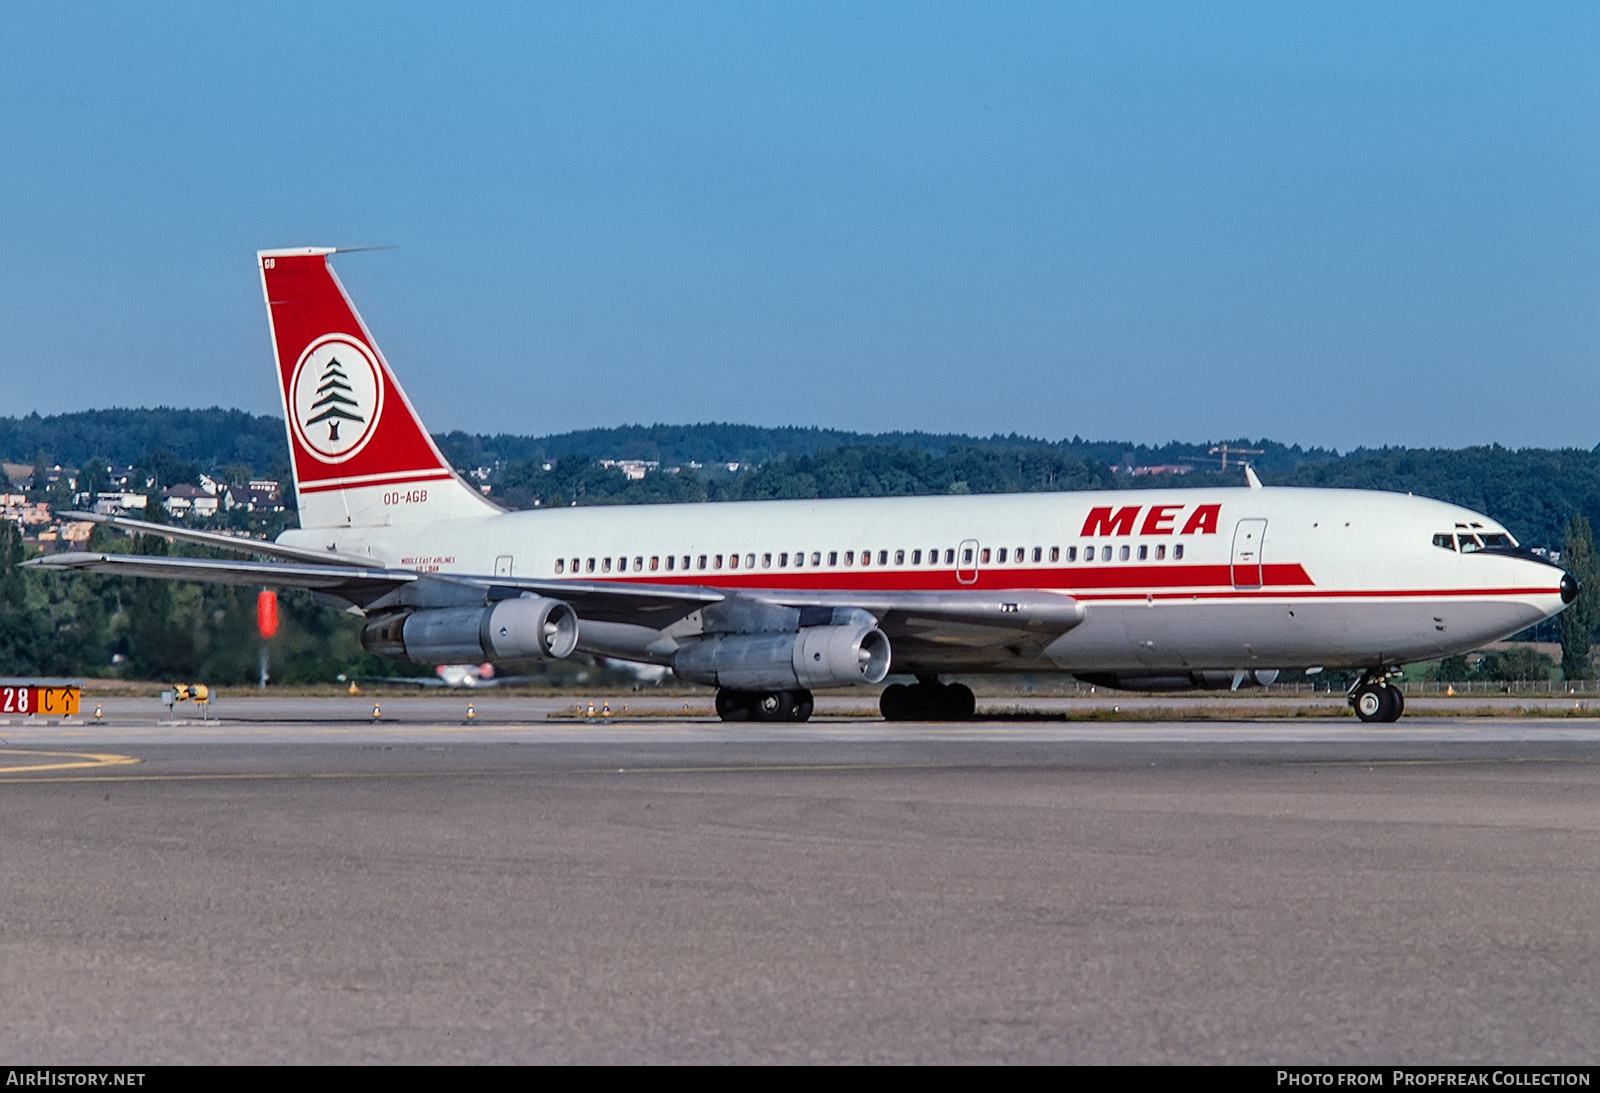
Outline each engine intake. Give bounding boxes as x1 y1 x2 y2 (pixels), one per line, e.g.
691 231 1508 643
362 596 580 665
673 623 891 690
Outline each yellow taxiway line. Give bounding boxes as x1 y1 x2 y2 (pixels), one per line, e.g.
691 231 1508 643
0 748 141 775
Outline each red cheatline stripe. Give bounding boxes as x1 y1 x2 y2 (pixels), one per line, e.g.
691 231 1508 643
1078 586 1557 602
297 470 453 494
526 564 1557 602
541 562 1312 591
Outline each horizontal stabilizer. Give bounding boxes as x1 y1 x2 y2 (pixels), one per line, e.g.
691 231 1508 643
57 511 385 568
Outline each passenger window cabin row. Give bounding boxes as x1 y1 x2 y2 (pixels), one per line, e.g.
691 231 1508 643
551 541 1186 575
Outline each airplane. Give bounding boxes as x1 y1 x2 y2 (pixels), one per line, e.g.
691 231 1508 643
339 663 543 689
29 247 1577 724
593 656 673 686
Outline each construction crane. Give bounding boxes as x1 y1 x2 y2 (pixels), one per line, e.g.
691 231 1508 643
1207 444 1265 470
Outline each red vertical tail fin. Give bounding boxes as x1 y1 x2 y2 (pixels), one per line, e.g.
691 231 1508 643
259 248 499 529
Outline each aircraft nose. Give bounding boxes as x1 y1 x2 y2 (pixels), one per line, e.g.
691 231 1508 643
1560 572 1579 605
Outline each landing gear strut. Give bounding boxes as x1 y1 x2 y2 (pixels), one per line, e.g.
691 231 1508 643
880 677 976 721
715 687 814 722
1349 670 1405 723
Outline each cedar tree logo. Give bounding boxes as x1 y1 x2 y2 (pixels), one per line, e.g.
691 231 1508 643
289 334 384 462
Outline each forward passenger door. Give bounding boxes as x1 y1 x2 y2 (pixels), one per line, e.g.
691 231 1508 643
1230 520 1266 589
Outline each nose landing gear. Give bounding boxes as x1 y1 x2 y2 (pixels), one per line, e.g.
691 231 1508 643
1349 670 1405 723
715 688 815 722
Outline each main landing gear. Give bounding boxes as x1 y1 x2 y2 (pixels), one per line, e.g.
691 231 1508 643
1349 670 1405 723
715 687 815 722
879 677 977 721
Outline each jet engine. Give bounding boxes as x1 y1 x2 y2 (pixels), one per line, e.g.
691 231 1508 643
1074 669 1280 692
362 596 580 665
673 622 892 691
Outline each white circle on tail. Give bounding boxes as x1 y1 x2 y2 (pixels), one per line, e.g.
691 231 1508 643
289 334 385 463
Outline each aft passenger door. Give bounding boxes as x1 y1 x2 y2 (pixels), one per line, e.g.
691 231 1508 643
1230 520 1266 589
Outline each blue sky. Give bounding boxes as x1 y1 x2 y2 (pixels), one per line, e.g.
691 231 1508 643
1 2 1595 450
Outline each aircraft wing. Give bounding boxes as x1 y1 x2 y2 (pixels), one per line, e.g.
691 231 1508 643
349 674 547 689
25 553 1082 647
481 576 1084 645
23 552 731 624
24 551 416 606
21 552 727 623
348 674 450 688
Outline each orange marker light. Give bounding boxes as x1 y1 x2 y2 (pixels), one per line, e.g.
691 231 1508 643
256 590 279 639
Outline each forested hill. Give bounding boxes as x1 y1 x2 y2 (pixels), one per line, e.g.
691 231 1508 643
2 409 1337 477
0 408 290 479
6 408 1600 549
431 423 1342 473
1278 448 1600 552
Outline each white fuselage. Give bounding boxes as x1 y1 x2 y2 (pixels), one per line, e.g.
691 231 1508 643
280 484 1569 675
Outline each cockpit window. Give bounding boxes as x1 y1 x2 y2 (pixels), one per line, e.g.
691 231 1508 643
1439 529 1517 552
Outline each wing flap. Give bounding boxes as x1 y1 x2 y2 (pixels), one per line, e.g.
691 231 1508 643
756 588 1087 644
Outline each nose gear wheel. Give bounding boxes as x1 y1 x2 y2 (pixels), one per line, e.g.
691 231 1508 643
715 688 814 722
1350 680 1404 723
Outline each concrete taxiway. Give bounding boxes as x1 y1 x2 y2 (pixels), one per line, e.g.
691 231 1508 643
1 694 1597 1063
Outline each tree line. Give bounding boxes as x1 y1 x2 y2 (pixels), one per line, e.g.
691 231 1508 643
13 407 1600 551
0 521 408 684
5 407 1600 682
